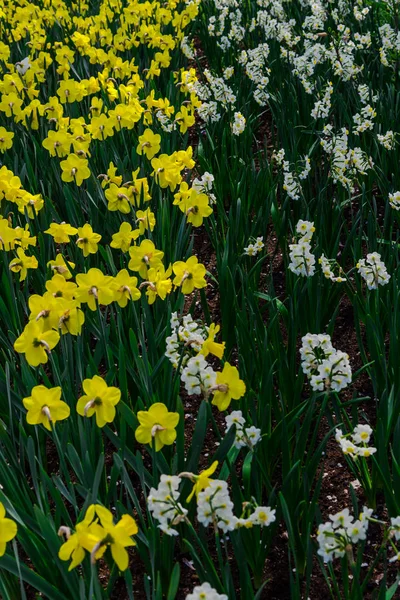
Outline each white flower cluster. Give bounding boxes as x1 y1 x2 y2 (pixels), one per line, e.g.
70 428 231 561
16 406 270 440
198 480 276 532
181 355 217 396
357 252 390 290
197 480 236 532
288 220 316 277
225 410 261 449
147 475 188 536
223 66 234 80
148 472 276 536
319 254 346 283
283 166 302 201
190 67 237 125
239 44 271 106
377 130 395 150
317 507 372 562
335 425 377 459
273 151 312 201
165 313 222 396
353 104 376 135
298 156 311 180
244 236 264 256
357 84 377 105
389 191 400 211
181 36 195 60
231 111 246 135
379 23 400 67
196 100 221 124
156 109 176 133
300 333 352 392
185 583 227 600
311 81 333 120
203 69 236 106
321 125 373 191
166 312 202 367
354 5 369 21
193 172 216 204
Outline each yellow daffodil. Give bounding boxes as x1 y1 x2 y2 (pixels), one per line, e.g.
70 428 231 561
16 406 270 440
112 269 140 307
177 189 213 227
136 208 156 234
14 320 60 366
84 506 138 571
137 128 161 160
99 161 123 189
47 254 75 279
23 385 70 430
28 292 60 331
88 114 114 140
129 168 152 206
0 218 18 250
128 240 164 278
57 79 80 104
0 92 23 117
0 127 14 153
110 222 139 252
44 222 78 243
42 130 72 157
175 105 195 134
151 154 181 191
9 247 38 281
0 503 17 556
172 256 207 294
76 223 101 257
58 505 106 571
75 268 115 311
141 266 172 304
14 225 36 249
211 363 246 411
45 274 77 300
76 375 121 427
57 300 85 335
105 184 132 214
60 154 91 186
200 324 225 359
15 190 45 218
135 403 179 451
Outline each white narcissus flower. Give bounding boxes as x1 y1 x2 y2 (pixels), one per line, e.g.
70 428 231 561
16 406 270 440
16 56 31 75
346 520 367 543
249 506 276 527
329 508 353 529
357 252 390 290
390 517 400 541
389 191 400 210
185 582 228 600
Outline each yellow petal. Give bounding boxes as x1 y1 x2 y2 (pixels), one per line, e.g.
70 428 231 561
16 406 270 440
111 542 129 571
0 518 17 542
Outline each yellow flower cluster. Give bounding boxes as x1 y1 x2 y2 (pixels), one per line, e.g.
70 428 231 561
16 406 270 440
58 504 138 572
1 0 214 372
22 377 121 430
0 166 44 217
14 254 207 366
